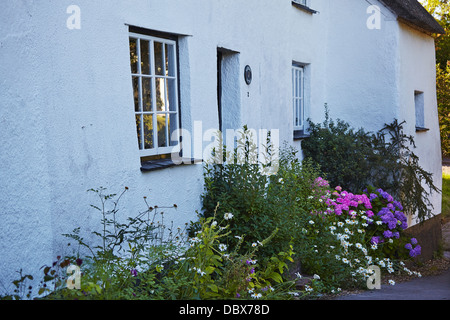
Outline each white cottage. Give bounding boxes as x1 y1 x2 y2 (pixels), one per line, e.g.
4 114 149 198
0 0 444 291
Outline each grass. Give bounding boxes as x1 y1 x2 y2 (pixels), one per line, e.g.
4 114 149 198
442 170 450 221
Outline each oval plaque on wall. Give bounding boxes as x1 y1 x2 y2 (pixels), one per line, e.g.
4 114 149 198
244 65 252 85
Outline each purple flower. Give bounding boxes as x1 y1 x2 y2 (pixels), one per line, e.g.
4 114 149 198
236 293 241 298
394 211 406 221
371 236 380 244
383 230 393 238
387 219 397 230
393 201 403 210
380 191 393 202
131 269 138 277
409 245 421 258
411 238 418 245
369 193 378 200
405 243 413 250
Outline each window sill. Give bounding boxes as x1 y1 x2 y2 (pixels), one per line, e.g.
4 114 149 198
294 130 310 140
415 126 430 133
291 1 318 14
140 157 202 172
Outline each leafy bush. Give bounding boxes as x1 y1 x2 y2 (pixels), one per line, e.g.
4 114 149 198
436 63 450 157
302 105 440 222
199 127 326 260
198 128 424 293
17 188 297 300
294 183 423 292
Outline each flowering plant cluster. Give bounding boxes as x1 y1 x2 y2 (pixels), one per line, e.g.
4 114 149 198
293 179 423 294
323 185 418 259
405 238 421 258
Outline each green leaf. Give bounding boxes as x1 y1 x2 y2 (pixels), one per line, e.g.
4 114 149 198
208 284 219 293
205 266 215 275
269 272 283 283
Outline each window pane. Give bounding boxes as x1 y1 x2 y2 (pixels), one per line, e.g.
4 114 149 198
166 78 177 112
143 114 154 149
299 99 303 127
169 113 179 147
157 114 167 148
130 38 138 74
132 76 140 112
140 39 151 75
142 77 153 112
298 70 303 98
154 42 164 76
136 114 142 149
165 43 175 77
155 78 166 111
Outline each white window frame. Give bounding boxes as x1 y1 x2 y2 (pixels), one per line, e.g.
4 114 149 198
293 0 308 7
414 91 425 129
130 32 180 157
292 64 305 131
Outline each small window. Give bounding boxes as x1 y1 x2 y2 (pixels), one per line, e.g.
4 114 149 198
294 0 308 6
292 0 317 14
129 31 180 157
292 64 305 132
414 91 428 132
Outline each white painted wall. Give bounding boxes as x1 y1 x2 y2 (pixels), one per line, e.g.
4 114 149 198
322 0 400 132
0 0 442 294
397 23 443 224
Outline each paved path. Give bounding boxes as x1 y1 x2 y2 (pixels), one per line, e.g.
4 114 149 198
336 267 450 300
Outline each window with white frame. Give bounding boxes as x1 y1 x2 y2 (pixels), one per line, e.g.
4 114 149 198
292 64 305 132
414 91 428 131
129 32 180 157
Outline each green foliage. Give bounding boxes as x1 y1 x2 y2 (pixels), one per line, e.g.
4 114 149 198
300 106 375 193
437 64 450 157
442 171 450 220
0 270 34 300
302 106 440 222
198 126 327 259
420 0 450 156
420 0 450 69
20 189 296 300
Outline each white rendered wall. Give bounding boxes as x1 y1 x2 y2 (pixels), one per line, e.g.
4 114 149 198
397 23 443 224
322 0 401 132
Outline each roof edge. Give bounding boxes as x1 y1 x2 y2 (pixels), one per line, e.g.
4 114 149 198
379 0 445 35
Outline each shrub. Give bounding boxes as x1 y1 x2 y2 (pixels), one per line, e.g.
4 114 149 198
199 128 326 260
294 182 423 293
302 105 440 222
31 189 296 300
